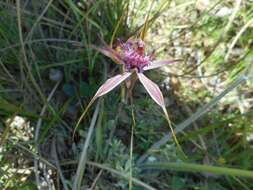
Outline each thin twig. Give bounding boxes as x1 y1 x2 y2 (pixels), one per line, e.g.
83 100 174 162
224 0 242 34
129 97 136 190
88 170 103 190
225 17 253 62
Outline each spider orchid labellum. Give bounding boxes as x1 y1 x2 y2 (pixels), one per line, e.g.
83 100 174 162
74 38 183 150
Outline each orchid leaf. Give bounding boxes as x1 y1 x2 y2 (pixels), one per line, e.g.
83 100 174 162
137 73 165 108
144 59 181 71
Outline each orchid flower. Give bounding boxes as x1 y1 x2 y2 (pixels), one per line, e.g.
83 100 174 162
93 38 178 101
74 38 182 150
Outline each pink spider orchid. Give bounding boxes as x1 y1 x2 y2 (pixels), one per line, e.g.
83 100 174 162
74 38 182 148
93 38 178 110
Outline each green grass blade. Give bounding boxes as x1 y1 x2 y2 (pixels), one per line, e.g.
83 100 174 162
143 162 253 178
73 101 100 190
87 161 157 190
95 99 104 160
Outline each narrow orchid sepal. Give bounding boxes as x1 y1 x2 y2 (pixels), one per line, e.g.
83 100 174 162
162 107 186 158
91 45 123 64
95 72 132 97
137 73 185 156
137 73 165 108
143 59 181 71
73 72 132 139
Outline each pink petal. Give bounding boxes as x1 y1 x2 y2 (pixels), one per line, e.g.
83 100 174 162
95 72 132 97
143 59 181 71
137 73 165 108
91 45 123 64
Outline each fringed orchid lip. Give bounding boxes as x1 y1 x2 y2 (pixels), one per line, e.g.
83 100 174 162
123 51 151 73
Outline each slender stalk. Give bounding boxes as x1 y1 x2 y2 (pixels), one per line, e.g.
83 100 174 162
129 96 136 190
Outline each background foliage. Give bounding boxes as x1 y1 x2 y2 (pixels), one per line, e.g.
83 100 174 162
0 0 253 189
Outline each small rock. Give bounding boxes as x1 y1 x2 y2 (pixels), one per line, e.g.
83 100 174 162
49 69 62 82
215 7 233 17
